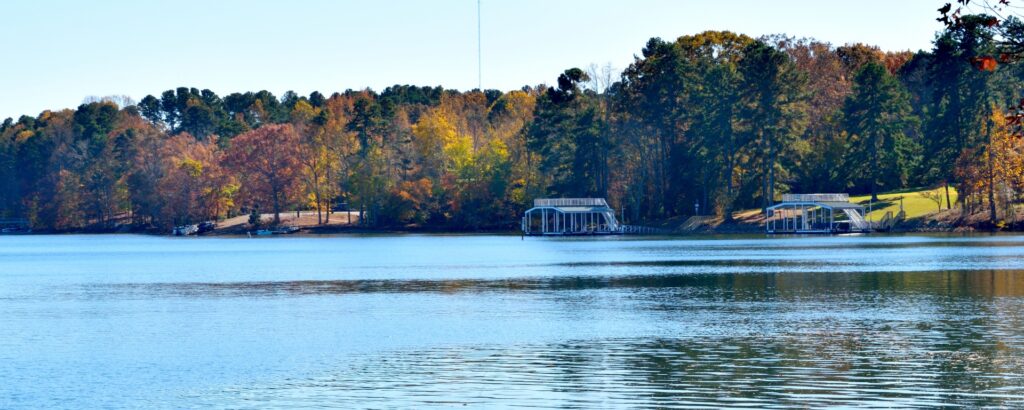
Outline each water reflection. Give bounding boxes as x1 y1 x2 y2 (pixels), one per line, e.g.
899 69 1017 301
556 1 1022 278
97 270 1024 407
206 335 1024 408
7 235 1024 408
95 269 1024 299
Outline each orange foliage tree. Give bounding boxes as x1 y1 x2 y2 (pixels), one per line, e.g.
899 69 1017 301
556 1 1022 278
223 124 302 225
954 108 1024 221
157 133 235 227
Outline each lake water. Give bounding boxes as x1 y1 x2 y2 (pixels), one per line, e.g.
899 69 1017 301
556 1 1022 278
3 234 1024 408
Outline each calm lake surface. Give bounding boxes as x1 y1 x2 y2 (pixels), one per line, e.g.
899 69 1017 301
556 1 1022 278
4 234 1024 408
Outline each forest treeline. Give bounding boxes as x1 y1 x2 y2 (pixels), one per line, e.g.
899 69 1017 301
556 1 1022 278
2 17 1024 231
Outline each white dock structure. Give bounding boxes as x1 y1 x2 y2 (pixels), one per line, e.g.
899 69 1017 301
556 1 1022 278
522 198 623 235
765 194 871 234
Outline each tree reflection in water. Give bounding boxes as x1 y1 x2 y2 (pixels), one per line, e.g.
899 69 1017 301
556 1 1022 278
162 270 1024 407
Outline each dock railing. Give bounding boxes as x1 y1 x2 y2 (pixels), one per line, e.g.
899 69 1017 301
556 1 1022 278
619 224 667 235
780 193 849 203
533 198 609 207
0 218 29 227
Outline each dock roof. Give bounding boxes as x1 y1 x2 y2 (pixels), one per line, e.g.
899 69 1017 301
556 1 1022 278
533 198 609 207
526 198 615 213
544 206 610 213
766 193 864 211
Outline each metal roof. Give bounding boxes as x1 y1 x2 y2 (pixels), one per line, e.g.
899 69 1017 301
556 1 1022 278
533 198 608 207
767 201 864 210
526 205 612 213
781 193 849 202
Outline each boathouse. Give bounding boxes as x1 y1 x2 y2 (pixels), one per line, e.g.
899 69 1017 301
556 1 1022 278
522 198 622 235
765 194 870 234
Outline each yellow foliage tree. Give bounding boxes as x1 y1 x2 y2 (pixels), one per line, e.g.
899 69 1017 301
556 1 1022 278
956 107 1024 222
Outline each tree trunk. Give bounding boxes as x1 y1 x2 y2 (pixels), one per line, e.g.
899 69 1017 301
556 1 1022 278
870 133 879 202
701 169 708 217
658 134 668 216
767 141 776 209
944 182 952 210
272 187 281 225
760 130 768 213
524 152 532 202
324 197 331 224
988 118 997 223
989 167 997 223
315 191 323 225
724 141 735 223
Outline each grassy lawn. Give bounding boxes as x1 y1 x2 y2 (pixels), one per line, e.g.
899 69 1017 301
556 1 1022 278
850 187 959 220
726 187 960 224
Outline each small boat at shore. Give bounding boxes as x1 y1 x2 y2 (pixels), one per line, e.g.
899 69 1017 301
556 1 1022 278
172 224 199 236
250 226 300 236
274 226 300 234
197 221 216 234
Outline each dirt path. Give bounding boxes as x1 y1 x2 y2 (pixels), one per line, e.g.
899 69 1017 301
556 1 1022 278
215 211 360 233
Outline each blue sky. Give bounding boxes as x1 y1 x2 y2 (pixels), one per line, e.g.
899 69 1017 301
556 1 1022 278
1 0 943 120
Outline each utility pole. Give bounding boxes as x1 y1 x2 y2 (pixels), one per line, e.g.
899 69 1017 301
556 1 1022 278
477 0 482 90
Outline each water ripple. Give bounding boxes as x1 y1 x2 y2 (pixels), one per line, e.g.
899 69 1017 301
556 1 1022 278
67 269 1024 299
202 336 1024 408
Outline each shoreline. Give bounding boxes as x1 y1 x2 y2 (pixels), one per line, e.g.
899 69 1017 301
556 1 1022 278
5 206 1020 237
4 222 1018 237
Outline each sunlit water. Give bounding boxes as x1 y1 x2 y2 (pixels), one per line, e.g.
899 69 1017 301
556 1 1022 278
4 234 1024 408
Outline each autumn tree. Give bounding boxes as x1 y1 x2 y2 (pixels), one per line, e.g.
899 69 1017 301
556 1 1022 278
157 133 234 226
124 124 166 226
321 94 361 224
928 14 1003 208
0 119 18 218
224 124 302 225
345 92 392 226
290 100 332 224
486 89 538 213
959 108 1023 221
772 37 853 196
8 24 1024 232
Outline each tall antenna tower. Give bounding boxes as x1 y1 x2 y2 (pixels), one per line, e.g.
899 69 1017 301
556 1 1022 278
477 0 482 90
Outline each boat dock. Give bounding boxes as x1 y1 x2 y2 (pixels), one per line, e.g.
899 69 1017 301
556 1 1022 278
521 198 665 236
765 193 872 234
522 198 621 235
0 218 30 234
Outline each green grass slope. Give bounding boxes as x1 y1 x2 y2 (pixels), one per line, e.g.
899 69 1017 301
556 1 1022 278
850 187 959 221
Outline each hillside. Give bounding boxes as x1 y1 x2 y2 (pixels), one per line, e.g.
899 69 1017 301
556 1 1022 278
851 187 959 221
668 187 966 234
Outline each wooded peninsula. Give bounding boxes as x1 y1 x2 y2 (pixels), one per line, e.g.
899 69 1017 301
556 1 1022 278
1 19 1022 233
